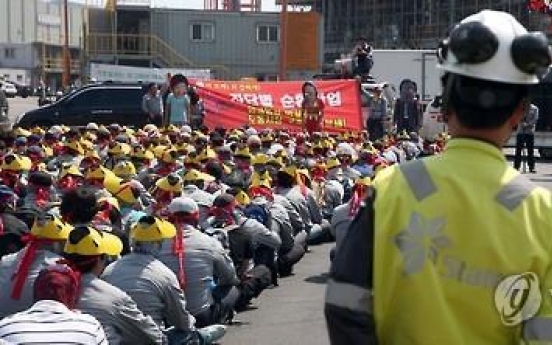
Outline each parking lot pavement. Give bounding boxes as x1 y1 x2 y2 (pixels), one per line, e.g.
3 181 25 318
6 97 40 124
223 243 332 345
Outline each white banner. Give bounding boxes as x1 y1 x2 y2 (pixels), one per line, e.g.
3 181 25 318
90 63 212 83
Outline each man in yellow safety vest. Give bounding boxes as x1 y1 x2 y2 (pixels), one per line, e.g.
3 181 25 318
325 10 552 345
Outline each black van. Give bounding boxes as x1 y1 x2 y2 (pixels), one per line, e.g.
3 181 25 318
15 83 149 128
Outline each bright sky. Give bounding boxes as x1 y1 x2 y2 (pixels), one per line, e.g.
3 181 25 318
154 0 279 11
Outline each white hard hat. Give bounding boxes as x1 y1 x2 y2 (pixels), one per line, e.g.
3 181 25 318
336 143 355 157
86 122 99 131
168 197 199 214
437 10 551 85
245 128 258 136
247 135 261 146
180 125 192 134
48 125 63 136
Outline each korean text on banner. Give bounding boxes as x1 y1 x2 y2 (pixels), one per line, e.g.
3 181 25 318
195 80 363 132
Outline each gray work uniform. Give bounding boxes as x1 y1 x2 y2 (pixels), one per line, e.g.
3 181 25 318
277 186 314 231
0 249 62 319
321 180 345 217
237 216 281 250
273 194 305 234
142 93 163 117
77 273 165 345
267 202 295 253
102 253 196 332
157 227 239 316
330 203 353 255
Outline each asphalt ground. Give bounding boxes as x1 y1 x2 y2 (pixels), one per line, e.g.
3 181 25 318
8 97 552 344
223 244 332 345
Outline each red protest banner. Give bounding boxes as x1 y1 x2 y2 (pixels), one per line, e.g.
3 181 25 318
195 80 363 132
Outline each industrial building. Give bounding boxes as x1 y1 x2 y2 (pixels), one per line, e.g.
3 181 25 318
0 0 85 88
87 0 323 80
283 0 551 64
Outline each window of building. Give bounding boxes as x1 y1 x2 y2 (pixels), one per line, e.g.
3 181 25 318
4 48 15 59
190 23 215 42
257 25 279 43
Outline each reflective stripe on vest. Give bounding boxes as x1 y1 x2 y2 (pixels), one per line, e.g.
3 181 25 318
325 278 373 314
495 174 536 211
524 317 552 341
399 160 437 201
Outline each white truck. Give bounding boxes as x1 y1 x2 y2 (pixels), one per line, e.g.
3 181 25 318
335 49 442 104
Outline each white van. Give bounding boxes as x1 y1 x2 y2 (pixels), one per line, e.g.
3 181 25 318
420 96 447 140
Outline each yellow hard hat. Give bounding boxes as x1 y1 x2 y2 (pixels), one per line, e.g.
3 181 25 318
281 165 297 178
182 169 215 183
79 139 94 152
86 166 123 191
42 145 53 157
65 141 84 155
155 174 183 193
111 182 139 205
174 142 195 155
13 128 31 137
297 168 311 183
274 149 288 159
1 154 30 172
85 166 105 180
130 216 176 242
251 171 272 188
64 226 122 256
131 146 155 161
267 157 284 168
197 148 217 162
159 134 172 146
113 161 137 178
261 133 274 142
31 214 73 240
165 124 179 134
234 147 252 159
84 150 101 161
108 142 131 157
355 176 372 187
20 156 32 171
326 157 341 170
30 127 45 136
235 190 251 207
59 164 83 179
153 145 168 159
83 132 97 142
183 154 201 167
160 148 178 164
252 154 269 166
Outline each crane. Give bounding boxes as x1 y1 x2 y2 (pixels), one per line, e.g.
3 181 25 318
204 0 262 11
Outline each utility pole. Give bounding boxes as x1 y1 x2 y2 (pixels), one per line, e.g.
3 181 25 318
279 0 288 81
62 0 71 89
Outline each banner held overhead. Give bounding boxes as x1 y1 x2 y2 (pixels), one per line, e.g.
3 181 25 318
196 79 362 132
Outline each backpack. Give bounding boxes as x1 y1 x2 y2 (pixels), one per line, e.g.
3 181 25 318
244 203 271 228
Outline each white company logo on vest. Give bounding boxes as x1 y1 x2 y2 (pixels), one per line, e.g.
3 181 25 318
494 272 542 326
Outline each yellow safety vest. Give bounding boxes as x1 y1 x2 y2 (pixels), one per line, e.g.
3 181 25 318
373 138 552 345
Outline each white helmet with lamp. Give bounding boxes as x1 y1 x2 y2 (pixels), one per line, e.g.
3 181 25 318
437 10 551 85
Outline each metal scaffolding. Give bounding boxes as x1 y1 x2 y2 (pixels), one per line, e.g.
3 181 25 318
307 0 550 62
